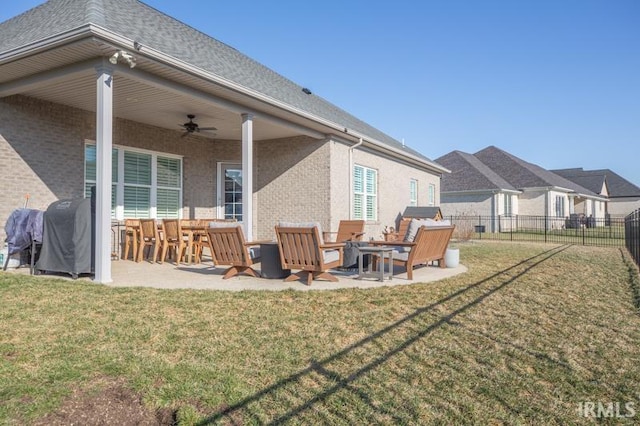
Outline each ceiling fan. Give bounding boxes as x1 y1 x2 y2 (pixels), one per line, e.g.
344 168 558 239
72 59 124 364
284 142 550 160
179 114 217 137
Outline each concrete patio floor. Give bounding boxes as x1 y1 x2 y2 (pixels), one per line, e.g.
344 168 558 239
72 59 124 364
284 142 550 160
109 259 467 291
7 255 467 291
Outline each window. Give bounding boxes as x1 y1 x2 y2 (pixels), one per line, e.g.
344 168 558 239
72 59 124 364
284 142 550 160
353 165 377 220
555 195 565 217
409 179 418 207
427 184 435 206
84 145 118 218
503 194 512 216
85 143 182 220
123 151 152 218
156 156 182 219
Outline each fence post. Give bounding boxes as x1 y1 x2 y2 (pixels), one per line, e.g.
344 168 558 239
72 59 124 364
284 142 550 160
544 215 548 243
582 222 585 246
510 215 513 241
626 209 640 267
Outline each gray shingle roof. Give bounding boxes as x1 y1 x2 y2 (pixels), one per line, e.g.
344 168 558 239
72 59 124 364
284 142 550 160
0 0 437 165
435 150 518 192
553 167 640 198
474 146 598 196
550 168 606 195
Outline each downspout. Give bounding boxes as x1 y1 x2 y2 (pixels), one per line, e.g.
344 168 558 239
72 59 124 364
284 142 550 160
348 138 364 219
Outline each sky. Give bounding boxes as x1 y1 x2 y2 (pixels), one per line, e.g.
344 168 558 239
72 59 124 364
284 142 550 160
2 0 639 185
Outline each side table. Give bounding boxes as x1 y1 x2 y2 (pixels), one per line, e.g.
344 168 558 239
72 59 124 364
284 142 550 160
259 242 290 279
357 246 394 281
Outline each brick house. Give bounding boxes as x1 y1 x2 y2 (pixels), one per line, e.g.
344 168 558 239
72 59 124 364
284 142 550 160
436 146 607 230
0 0 447 282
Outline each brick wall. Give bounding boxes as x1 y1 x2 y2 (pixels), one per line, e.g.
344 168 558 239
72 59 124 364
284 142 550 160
254 136 331 240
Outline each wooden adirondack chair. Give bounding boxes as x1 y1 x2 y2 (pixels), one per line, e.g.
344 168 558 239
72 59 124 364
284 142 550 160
206 224 267 279
323 220 365 242
275 225 344 285
372 225 455 280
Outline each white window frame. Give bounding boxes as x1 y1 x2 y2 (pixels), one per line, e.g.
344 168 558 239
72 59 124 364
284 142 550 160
85 141 183 220
409 179 418 207
427 183 436 206
353 164 378 221
503 194 513 216
555 195 565 217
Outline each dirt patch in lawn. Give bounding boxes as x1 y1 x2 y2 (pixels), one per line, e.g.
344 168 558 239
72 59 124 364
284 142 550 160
33 378 176 426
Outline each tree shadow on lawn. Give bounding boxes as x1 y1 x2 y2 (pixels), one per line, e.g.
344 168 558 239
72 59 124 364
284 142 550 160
200 245 572 424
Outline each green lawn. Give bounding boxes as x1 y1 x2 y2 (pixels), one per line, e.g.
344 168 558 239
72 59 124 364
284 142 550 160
1 242 639 424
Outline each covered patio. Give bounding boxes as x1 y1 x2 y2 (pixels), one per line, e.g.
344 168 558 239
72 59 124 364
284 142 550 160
1 0 449 287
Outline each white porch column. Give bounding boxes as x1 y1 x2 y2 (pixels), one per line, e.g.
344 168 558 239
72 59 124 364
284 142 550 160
94 64 114 283
241 113 254 240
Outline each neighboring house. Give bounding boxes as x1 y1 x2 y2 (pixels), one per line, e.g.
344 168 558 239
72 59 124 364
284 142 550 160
436 146 607 230
552 168 640 217
0 0 448 283
435 150 521 218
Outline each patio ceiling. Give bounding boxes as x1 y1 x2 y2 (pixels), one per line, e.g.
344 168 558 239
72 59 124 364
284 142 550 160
0 38 327 141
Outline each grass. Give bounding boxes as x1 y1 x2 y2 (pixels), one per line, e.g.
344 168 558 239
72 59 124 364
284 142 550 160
1 242 640 424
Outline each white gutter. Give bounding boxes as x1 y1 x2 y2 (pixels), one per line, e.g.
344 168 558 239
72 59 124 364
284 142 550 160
0 25 93 63
442 189 522 196
348 138 364 219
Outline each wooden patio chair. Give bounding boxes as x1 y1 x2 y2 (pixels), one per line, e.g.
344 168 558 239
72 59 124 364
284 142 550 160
160 219 186 264
323 219 365 242
371 225 455 280
136 218 160 263
193 218 237 263
275 225 345 285
206 224 267 279
122 219 139 261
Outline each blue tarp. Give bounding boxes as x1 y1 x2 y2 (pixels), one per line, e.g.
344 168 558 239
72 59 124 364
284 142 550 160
4 208 44 255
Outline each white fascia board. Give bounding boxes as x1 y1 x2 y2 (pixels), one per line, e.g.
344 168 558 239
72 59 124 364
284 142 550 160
442 189 522 196
573 193 608 202
520 186 555 192
0 25 93 63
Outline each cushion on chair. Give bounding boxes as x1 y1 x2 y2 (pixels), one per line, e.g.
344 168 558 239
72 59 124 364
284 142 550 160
392 249 409 261
322 249 340 264
403 219 432 242
429 219 451 227
277 221 324 244
403 218 452 242
209 221 240 228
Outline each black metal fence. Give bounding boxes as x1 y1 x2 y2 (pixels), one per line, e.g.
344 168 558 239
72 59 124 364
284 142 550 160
626 209 640 266
446 214 626 247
